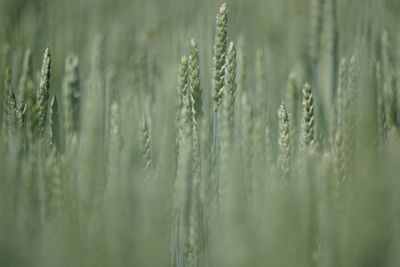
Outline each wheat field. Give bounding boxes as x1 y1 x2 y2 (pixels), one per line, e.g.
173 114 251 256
1 0 400 266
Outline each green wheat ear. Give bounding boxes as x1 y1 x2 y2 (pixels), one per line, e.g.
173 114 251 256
189 39 202 121
177 55 189 123
15 102 26 129
278 102 290 183
301 82 315 152
219 41 237 152
36 48 51 140
175 55 189 173
223 41 237 132
139 115 152 175
212 3 228 112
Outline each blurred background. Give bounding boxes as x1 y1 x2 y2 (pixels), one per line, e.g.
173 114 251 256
1 0 398 103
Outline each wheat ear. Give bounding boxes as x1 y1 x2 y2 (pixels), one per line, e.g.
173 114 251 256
36 48 51 140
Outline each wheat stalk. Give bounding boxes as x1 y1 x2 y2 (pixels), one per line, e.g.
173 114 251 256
375 62 386 139
341 56 357 184
219 42 237 196
287 71 300 154
175 55 189 183
264 125 275 174
49 96 60 151
240 90 253 198
381 31 399 130
171 93 193 267
255 48 267 113
309 0 324 64
109 101 121 181
187 118 203 267
334 59 347 179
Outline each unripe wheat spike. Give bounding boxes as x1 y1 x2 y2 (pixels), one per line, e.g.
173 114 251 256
212 3 228 112
36 48 51 140
175 55 189 183
223 41 237 132
278 102 290 183
15 102 26 128
189 39 202 121
301 82 315 152
176 55 189 130
139 115 152 175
